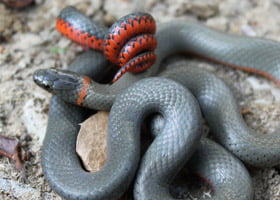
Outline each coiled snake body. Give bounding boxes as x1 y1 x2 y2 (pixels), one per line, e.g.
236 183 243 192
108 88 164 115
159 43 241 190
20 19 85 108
33 6 280 200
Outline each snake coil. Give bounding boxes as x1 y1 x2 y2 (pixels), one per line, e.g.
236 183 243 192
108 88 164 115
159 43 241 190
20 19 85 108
35 5 280 200
56 6 157 82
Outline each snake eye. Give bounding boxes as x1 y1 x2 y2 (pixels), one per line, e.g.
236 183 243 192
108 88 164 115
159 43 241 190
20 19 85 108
44 84 51 90
40 81 52 91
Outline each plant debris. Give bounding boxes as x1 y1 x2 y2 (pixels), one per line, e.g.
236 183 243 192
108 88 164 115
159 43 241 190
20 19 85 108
0 135 23 171
0 0 33 9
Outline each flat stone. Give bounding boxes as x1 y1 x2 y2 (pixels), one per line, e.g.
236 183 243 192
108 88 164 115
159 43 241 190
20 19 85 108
76 111 108 172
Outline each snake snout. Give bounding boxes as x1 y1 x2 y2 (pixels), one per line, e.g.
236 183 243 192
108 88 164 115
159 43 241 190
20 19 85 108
33 69 55 91
33 68 82 93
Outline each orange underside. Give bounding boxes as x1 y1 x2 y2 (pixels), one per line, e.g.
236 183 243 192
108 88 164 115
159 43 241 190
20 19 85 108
104 15 156 65
199 53 280 87
56 17 280 87
56 18 104 51
119 34 157 66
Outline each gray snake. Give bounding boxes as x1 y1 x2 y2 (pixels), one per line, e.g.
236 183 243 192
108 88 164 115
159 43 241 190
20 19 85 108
33 7 280 200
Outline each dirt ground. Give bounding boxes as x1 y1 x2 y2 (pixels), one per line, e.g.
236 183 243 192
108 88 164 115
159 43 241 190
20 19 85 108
0 0 280 199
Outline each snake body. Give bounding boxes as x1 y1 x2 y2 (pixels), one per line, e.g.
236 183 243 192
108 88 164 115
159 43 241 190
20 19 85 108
33 6 280 200
160 66 280 167
35 53 253 200
186 137 253 200
56 6 157 82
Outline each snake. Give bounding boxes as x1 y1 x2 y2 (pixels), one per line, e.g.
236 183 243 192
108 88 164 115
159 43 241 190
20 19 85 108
56 6 157 82
33 6 280 200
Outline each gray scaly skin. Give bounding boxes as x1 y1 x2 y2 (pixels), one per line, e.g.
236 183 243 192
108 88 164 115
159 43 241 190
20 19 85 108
35 65 280 168
39 50 110 199
35 52 206 200
34 60 255 200
149 115 253 200
33 12 280 200
160 66 280 167
35 57 253 199
108 77 203 199
57 6 280 84
186 137 253 200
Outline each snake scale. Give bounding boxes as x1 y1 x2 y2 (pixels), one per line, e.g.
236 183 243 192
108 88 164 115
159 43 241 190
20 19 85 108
33 6 280 200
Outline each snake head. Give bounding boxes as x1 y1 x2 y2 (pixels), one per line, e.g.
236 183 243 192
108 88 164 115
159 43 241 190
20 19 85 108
33 68 82 94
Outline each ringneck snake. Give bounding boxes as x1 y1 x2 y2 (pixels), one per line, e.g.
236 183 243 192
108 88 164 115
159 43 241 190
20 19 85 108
56 6 157 83
33 6 280 200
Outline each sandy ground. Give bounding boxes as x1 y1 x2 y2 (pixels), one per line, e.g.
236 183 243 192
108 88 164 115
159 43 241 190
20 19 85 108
0 0 280 199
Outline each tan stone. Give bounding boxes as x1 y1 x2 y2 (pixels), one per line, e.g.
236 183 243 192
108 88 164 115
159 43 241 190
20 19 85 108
76 111 109 172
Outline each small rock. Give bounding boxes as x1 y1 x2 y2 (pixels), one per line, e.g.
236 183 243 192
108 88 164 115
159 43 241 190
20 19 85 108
103 13 116 27
241 24 256 36
76 111 108 172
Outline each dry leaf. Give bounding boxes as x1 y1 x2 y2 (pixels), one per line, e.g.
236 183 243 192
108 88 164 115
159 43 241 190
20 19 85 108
1 0 33 9
0 135 23 171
